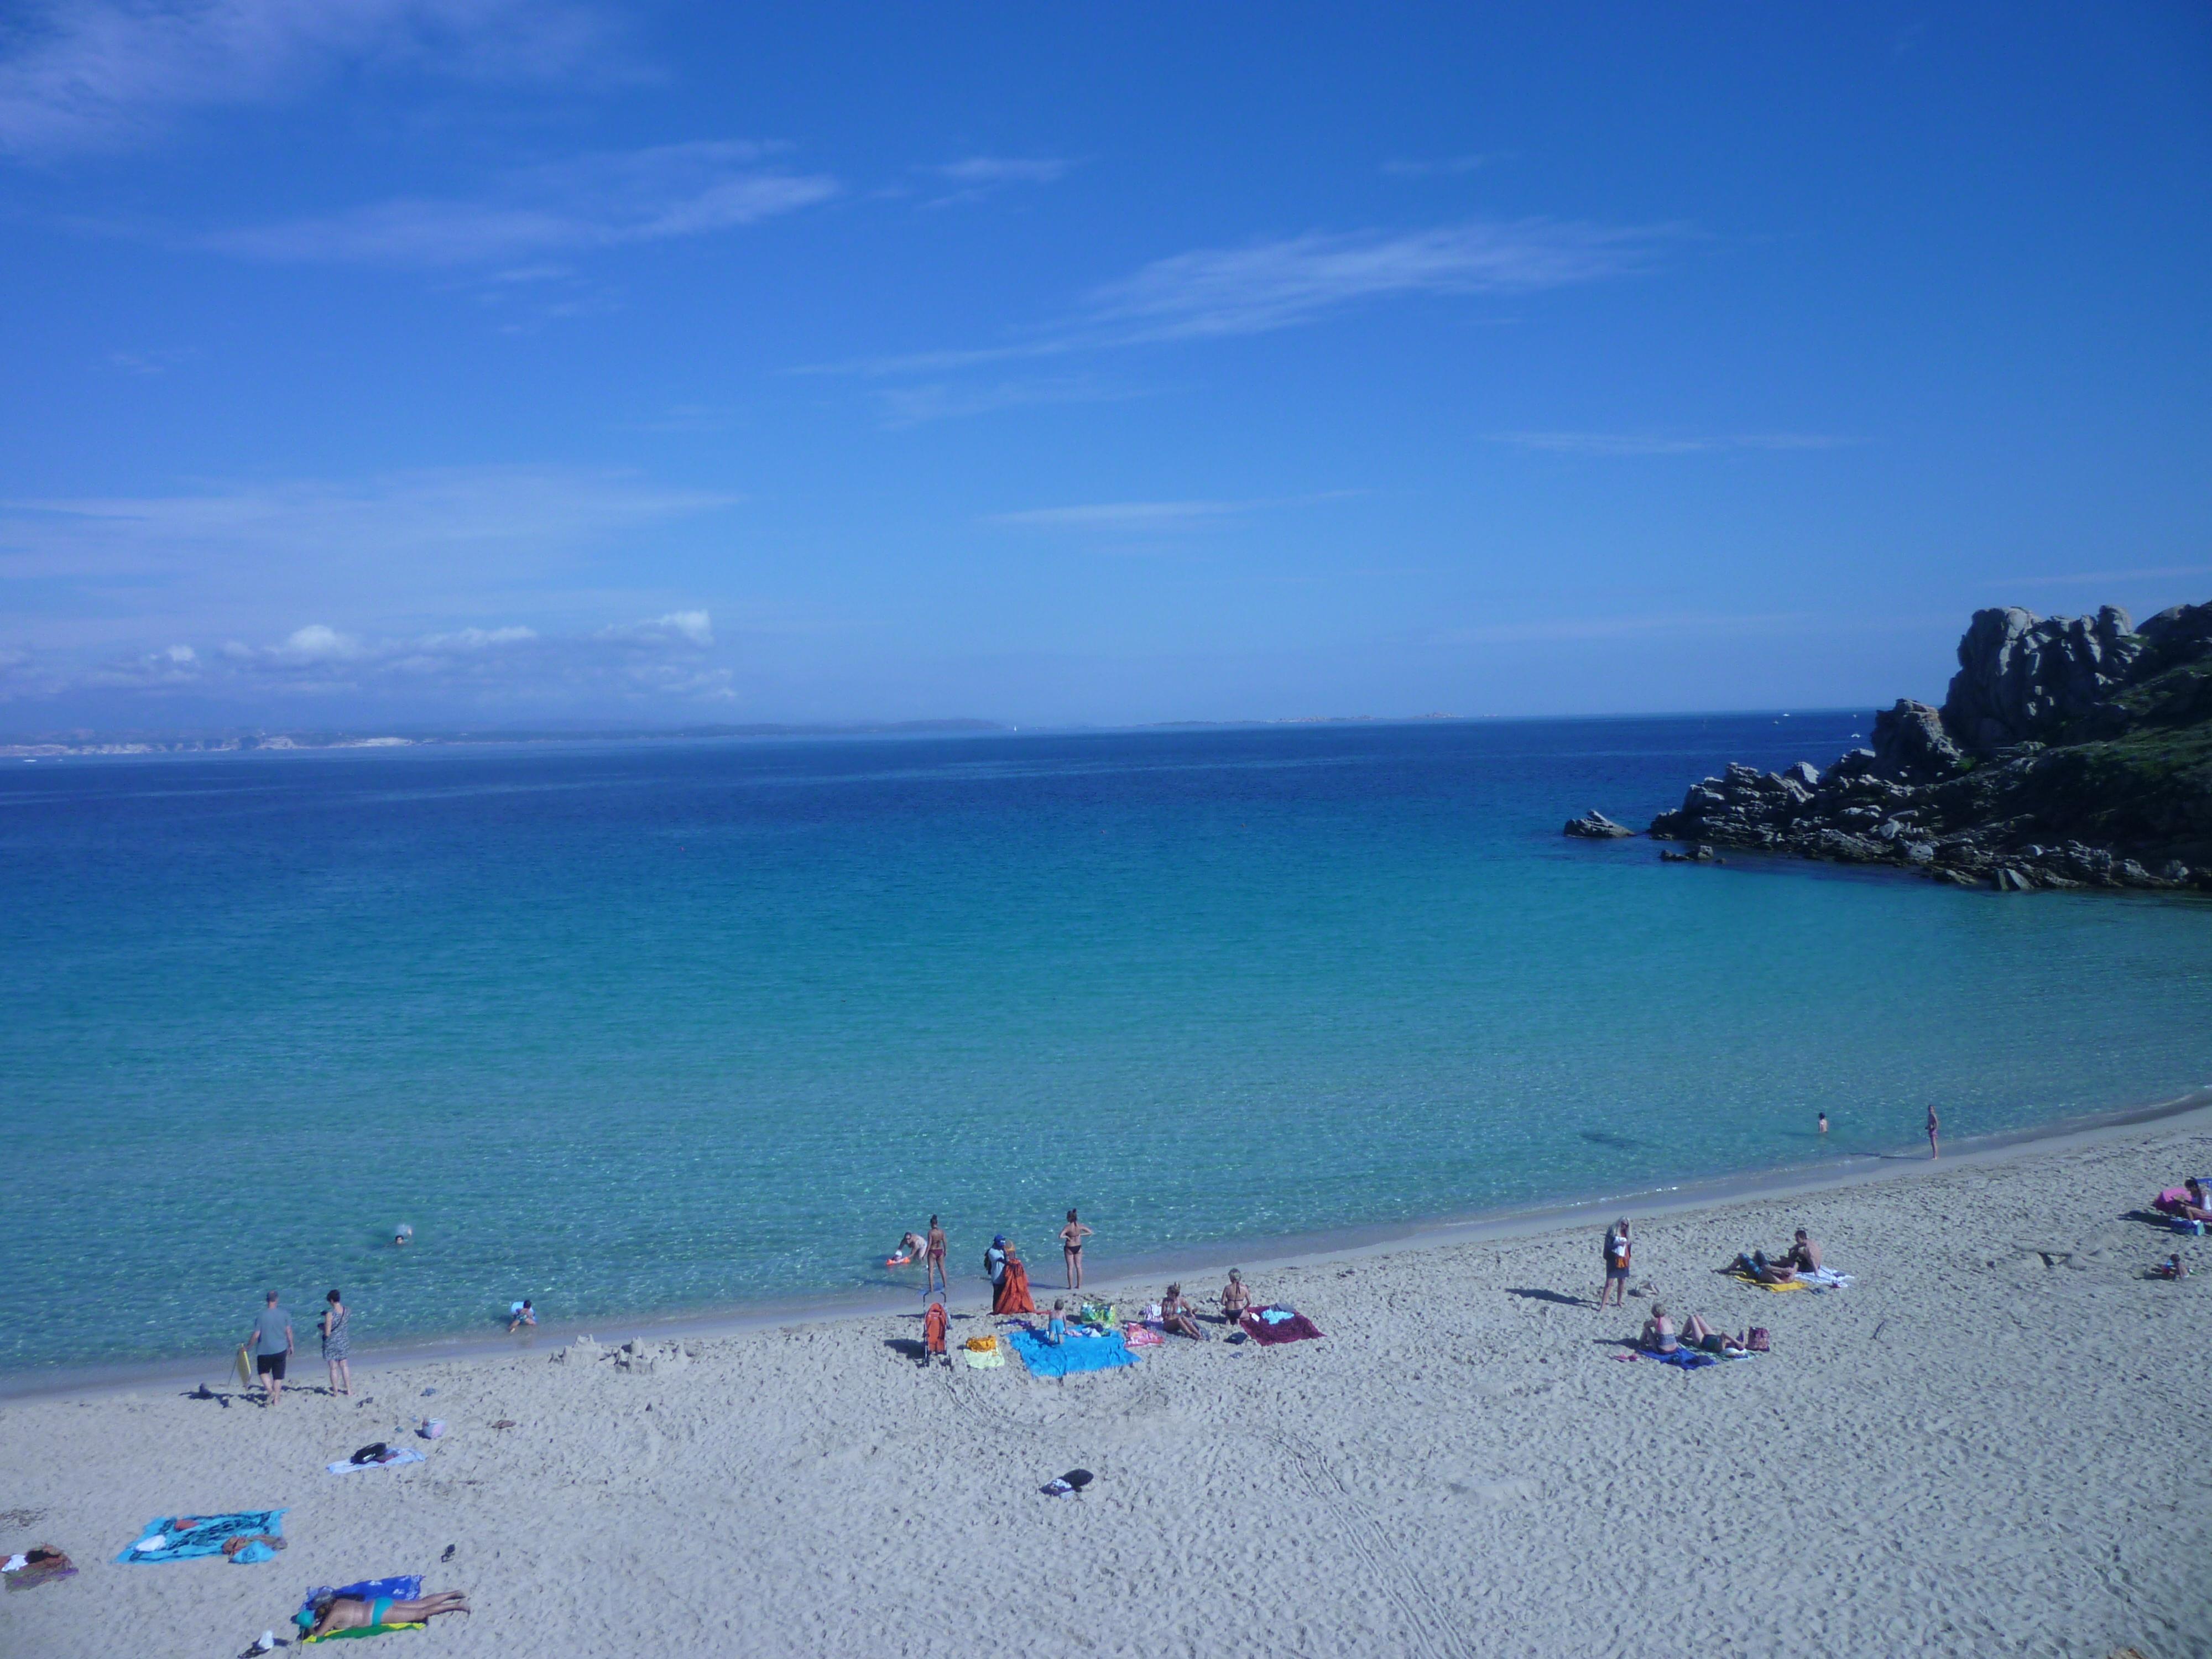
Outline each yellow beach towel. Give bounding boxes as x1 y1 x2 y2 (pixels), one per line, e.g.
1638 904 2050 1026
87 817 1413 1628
1727 1272 1807 1293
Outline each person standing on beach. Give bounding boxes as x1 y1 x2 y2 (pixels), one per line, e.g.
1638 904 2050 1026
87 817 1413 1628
1927 1105 1940 1159
1598 1219 1632 1308
320 1289 351 1397
925 1215 948 1296
1060 1208 1093 1291
245 1291 295 1406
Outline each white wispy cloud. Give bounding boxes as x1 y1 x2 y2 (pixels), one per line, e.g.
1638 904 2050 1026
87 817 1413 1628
0 0 614 159
925 156 1071 186
202 140 836 266
1486 431 1857 456
3 612 732 706
911 154 1075 209
1433 611 1814 645
985 491 1362 530
874 375 1146 427
1380 154 1493 178
2005 565 2212 588
832 218 1670 373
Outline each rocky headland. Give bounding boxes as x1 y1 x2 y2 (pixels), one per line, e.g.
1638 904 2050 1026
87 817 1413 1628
1634 601 2212 893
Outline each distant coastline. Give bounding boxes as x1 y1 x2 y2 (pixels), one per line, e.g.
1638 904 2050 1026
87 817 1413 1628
0 718 1010 758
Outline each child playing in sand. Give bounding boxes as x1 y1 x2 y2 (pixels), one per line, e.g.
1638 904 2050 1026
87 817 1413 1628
2151 1254 2189 1280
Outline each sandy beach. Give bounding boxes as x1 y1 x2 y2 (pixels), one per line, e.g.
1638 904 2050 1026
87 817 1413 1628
4 1112 2209 1659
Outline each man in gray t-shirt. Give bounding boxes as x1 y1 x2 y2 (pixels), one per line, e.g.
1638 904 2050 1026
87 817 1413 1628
244 1292 295 1406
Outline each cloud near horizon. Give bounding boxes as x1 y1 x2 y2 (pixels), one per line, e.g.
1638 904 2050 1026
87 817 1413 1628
0 611 732 713
0 465 740 647
0 0 615 159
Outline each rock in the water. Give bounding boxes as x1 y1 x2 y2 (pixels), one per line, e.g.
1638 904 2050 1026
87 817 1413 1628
1563 810 1634 839
1641 598 2212 894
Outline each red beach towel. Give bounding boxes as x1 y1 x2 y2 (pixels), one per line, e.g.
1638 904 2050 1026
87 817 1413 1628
1239 1307 1323 1345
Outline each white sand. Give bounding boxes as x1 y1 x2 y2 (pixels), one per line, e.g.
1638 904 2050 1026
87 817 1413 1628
4 1114 2210 1658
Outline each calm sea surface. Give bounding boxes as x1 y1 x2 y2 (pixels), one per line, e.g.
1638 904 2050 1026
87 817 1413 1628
4 717 2209 1374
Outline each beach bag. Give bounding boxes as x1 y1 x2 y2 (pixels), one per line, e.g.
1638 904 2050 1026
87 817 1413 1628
1745 1327 1770 1353
348 1442 389 1465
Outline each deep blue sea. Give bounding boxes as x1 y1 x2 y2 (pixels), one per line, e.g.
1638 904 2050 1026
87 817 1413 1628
4 716 2210 1376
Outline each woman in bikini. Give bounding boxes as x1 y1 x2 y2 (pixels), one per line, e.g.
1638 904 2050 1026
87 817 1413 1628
925 1215 948 1296
1060 1208 1093 1291
1160 1284 1207 1340
304 1588 469 1638
1218 1268 1252 1325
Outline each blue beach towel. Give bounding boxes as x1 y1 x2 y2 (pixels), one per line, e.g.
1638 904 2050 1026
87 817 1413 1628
1006 1325 1139 1378
118 1510 286 1563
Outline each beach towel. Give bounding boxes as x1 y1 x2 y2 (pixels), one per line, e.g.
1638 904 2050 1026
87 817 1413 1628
1726 1271 1808 1293
2 1548 77 1592
1618 1345 1731 1370
1006 1326 1138 1378
961 1335 1006 1369
118 1510 285 1564
326 1450 425 1475
923 1302 948 1356
1121 1322 1165 1348
1796 1267 1854 1289
1239 1306 1324 1345
993 1259 1036 1316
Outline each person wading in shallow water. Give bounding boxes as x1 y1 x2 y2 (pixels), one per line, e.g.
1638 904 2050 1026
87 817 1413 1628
1060 1208 1093 1291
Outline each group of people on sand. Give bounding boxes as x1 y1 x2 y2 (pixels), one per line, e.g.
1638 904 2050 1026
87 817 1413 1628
1597 1217 1823 1353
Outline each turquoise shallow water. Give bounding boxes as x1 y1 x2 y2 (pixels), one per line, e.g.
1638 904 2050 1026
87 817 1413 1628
3 716 2209 1375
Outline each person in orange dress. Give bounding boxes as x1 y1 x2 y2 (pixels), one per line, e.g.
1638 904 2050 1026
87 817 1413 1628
993 1241 1036 1315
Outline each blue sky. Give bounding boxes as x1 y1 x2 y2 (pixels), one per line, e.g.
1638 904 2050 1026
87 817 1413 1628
2 2 2207 730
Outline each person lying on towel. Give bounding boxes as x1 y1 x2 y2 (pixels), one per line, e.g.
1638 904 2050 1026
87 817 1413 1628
305 1588 469 1638
1681 1313 1748 1354
1160 1284 1207 1340
1734 1249 1797 1284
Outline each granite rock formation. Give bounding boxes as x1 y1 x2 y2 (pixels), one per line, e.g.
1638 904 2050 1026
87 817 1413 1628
1646 601 2212 893
1562 810 1635 838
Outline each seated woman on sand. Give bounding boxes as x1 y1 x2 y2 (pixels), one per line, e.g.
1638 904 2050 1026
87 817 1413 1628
304 1588 468 1638
1218 1269 1252 1324
1160 1284 1208 1340
2166 1178 2212 1222
1639 1304 1679 1354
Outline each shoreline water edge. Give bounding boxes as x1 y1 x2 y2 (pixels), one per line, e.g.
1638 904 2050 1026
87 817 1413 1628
13 1081 2207 1405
